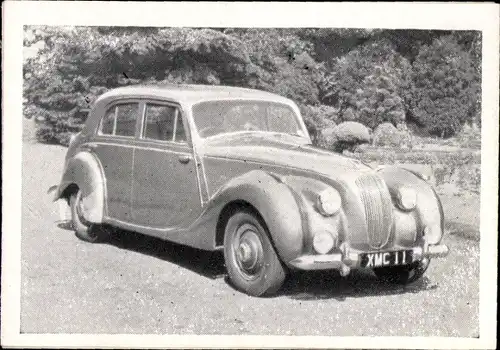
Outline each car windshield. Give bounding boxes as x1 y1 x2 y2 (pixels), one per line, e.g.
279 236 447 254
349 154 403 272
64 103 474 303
192 100 306 139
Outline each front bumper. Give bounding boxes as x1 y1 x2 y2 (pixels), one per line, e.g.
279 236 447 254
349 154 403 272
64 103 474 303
289 243 449 275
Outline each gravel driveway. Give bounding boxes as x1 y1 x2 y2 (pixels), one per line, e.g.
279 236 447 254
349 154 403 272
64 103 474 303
21 140 479 336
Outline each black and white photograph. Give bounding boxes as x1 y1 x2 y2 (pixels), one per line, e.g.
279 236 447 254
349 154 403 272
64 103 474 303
2 2 498 349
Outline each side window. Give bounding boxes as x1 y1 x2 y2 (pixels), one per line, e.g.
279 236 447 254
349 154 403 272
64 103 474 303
99 102 139 137
115 104 139 137
100 108 115 135
143 103 186 143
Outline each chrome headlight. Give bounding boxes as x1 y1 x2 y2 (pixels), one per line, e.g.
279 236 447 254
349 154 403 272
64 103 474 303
316 188 342 216
313 230 335 254
396 186 417 211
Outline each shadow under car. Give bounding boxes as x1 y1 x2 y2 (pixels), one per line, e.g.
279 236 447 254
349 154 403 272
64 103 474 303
58 221 439 299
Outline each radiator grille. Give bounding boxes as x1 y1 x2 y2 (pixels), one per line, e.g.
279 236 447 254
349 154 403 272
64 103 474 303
355 174 393 248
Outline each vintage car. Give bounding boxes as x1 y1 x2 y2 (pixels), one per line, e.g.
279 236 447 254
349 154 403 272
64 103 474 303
53 84 449 296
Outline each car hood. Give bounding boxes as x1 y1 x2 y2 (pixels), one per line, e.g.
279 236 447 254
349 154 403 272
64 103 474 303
199 134 372 175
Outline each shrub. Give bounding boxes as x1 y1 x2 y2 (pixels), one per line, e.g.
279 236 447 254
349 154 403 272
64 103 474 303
34 108 84 145
328 121 371 152
372 122 412 148
457 164 481 193
349 148 480 166
455 123 481 149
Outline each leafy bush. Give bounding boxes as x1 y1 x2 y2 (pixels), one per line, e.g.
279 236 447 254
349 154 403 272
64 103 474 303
410 35 480 137
328 121 371 152
372 122 412 148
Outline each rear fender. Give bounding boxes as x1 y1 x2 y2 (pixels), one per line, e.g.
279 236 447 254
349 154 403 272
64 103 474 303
54 151 105 224
208 170 304 264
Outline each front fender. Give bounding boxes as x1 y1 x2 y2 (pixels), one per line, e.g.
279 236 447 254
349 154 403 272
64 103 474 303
54 151 105 224
207 170 304 264
378 166 444 244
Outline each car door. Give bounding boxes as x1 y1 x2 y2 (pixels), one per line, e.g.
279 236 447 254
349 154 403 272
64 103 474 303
131 101 202 229
91 100 141 222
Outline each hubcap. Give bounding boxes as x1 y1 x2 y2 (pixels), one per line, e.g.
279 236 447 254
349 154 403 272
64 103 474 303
233 223 264 279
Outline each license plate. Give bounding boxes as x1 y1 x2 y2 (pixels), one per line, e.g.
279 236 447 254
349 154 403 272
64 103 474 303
361 250 413 268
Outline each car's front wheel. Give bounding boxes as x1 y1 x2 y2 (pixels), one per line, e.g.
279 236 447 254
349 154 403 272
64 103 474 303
70 190 110 243
223 210 286 297
373 258 430 285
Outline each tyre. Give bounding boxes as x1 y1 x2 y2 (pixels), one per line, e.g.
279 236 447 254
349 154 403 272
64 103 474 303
223 210 286 297
70 190 110 243
373 258 430 285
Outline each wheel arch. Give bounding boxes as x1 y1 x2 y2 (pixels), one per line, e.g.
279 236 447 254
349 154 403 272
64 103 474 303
54 151 106 224
60 183 80 204
208 170 304 264
215 200 267 248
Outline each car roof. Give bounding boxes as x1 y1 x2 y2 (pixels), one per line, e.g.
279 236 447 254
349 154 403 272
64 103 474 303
96 84 295 107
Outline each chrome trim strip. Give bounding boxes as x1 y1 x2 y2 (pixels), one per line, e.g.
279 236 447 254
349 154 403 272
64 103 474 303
87 141 191 155
199 156 210 202
129 146 136 219
191 140 209 206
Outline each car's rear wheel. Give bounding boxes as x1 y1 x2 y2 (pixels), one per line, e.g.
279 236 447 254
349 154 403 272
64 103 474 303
223 210 286 297
70 190 110 243
373 258 430 284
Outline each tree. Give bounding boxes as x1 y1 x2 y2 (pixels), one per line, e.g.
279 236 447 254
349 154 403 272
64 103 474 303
410 35 480 137
225 28 325 105
23 26 254 144
23 27 481 145
323 39 412 127
352 66 406 129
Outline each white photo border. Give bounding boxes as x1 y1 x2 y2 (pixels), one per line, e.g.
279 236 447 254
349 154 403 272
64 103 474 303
2 2 498 349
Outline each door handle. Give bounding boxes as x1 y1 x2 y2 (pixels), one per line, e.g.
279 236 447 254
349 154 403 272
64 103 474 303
178 155 192 164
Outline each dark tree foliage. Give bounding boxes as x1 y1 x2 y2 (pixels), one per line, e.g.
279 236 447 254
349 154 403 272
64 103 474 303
410 35 481 137
322 39 412 128
23 26 481 145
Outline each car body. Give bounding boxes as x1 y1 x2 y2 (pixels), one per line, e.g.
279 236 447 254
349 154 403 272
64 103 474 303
54 84 449 296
